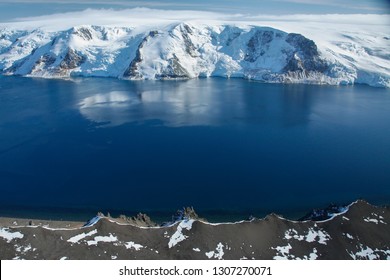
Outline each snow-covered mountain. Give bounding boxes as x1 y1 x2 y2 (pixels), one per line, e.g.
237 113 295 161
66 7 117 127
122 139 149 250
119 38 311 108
0 10 389 87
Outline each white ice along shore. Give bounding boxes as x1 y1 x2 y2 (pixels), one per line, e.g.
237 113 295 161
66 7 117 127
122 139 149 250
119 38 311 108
0 9 389 87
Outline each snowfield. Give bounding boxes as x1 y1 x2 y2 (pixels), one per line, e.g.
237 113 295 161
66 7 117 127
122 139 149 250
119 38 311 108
0 9 389 87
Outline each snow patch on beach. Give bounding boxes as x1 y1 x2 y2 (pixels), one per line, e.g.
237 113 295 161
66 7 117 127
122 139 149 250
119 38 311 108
363 213 387 225
284 227 330 245
305 228 330 244
296 248 319 260
273 243 292 260
273 243 320 260
345 233 354 240
67 229 97 243
205 242 225 260
348 244 390 260
0 228 24 242
168 219 194 248
307 248 319 260
125 241 144 251
284 229 305 241
87 233 118 246
15 244 32 253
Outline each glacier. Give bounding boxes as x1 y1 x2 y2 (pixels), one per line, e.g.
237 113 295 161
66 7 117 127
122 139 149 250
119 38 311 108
0 9 389 87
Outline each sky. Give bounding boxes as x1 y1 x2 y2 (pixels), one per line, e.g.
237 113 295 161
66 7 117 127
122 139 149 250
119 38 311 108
0 0 389 22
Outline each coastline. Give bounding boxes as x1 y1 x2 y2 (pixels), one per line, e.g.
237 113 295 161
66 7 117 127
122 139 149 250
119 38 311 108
1 200 389 260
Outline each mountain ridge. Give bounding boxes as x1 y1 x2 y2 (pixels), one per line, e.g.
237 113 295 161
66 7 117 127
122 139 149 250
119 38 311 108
1 20 389 87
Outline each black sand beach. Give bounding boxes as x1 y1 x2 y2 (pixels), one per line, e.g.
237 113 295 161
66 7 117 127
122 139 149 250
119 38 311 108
0 200 389 260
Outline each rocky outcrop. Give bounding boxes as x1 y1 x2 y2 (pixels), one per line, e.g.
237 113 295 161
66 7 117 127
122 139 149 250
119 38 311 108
157 54 191 78
283 33 329 74
123 30 158 78
31 54 56 74
118 213 157 227
59 48 85 70
179 24 198 58
172 206 204 222
245 30 277 62
72 27 93 41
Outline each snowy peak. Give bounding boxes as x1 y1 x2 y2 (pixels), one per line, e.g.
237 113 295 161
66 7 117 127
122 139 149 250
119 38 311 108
0 20 389 87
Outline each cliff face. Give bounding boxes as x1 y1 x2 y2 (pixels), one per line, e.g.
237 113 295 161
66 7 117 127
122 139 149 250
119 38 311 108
0 22 389 87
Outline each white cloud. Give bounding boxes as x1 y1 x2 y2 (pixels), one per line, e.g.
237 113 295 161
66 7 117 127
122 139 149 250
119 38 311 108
247 13 390 25
1 7 388 28
275 0 388 11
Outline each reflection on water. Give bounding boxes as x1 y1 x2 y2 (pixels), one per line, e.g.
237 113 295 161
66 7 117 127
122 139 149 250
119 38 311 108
0 76 390 217
79 91 142 127
79 80 247 127
77 79 317 128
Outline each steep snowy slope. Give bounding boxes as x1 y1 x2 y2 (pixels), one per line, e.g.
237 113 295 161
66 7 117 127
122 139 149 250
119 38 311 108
0 9 389 87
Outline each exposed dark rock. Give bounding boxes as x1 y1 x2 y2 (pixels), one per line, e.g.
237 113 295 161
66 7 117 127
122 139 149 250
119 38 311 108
72 27 93 41
172 206 205 222
283 33 329 74
31 54 56 73
4 58 27 75
123 31 158 78
180 24 198 58
157 54 190 79
245 30 275 62
119 213 157 227
59 48 85 70
226 32 241 46
286 33 318 57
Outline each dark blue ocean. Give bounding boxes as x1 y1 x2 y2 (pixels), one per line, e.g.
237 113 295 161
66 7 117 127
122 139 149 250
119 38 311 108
0 76 389 221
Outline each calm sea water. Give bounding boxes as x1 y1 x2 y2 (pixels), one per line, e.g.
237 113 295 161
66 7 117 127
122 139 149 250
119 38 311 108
0 76 389 221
